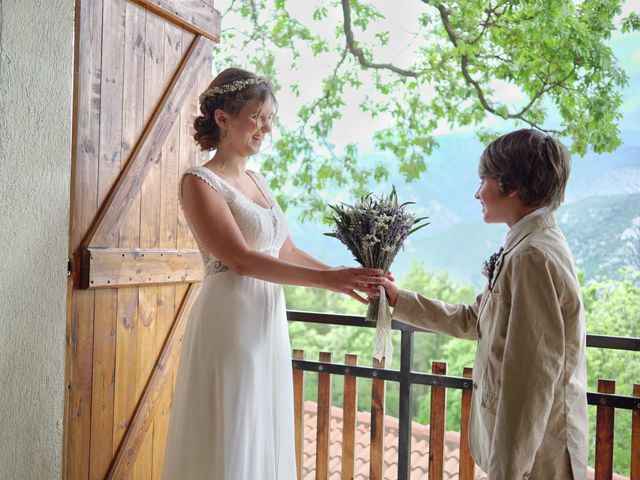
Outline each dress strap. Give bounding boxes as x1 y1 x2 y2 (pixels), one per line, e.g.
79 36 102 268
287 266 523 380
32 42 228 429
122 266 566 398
246 170 275 208
181 166 236 204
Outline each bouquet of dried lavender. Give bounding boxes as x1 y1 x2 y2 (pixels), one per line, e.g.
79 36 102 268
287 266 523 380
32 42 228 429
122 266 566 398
325 187 430 366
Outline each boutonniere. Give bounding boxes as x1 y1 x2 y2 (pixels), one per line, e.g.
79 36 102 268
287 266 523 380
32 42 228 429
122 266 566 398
481 246 504 290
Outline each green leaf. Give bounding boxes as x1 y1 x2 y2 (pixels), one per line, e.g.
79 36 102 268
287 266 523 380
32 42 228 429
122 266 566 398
408 222 431 236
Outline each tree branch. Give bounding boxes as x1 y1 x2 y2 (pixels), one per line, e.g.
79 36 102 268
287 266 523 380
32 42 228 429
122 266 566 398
221 0 239 19
341 0 420 77
238 0 266 47
434 2 561 132
467 3 499 45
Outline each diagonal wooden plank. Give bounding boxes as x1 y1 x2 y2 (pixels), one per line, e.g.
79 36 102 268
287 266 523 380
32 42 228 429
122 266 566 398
130 0 221 42
83 33 212 252
106 282 201 480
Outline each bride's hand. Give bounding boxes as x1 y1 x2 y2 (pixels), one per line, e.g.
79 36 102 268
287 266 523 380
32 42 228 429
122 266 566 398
321 266 384 304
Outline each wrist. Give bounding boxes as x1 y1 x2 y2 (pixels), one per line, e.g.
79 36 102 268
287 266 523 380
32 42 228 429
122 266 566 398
313 269 327 289
389 285 400 308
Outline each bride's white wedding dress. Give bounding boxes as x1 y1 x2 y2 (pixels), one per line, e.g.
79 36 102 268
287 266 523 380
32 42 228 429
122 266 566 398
161 166 296 480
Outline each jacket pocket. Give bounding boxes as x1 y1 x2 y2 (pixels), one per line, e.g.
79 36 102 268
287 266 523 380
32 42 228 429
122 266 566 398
476 291 501 340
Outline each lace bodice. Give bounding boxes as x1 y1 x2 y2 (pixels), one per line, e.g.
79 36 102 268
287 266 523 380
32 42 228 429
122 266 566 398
179 166 289 276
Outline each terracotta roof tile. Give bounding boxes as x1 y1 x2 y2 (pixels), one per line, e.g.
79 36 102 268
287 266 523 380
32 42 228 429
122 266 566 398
302 401 487 479
301 401 629 480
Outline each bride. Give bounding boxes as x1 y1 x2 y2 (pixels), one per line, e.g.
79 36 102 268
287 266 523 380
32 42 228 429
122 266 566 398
161 67 383 479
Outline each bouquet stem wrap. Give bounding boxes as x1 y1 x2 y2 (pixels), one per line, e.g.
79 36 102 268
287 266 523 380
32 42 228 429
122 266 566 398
369 285 393 367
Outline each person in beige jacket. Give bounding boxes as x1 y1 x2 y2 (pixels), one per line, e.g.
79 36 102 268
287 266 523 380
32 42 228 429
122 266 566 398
382 129 588 479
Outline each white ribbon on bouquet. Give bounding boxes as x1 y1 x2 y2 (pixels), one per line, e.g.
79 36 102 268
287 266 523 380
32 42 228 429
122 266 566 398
371 284 393 368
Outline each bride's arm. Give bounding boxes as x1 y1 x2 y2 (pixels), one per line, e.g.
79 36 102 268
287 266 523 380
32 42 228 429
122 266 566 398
279 236 331 270
181 174 381 302
279 236 396 282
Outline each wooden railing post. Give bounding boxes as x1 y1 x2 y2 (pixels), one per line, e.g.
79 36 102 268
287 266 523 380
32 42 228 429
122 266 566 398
429 361 447 480
632 384 640 480
370 356 386 480
316 352 332 480
341 354 358 480
459 367 475 480
595 378 616 480
292 349 305 480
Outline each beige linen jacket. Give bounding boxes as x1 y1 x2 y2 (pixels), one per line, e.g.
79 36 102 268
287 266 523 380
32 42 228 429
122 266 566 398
394 212 588 479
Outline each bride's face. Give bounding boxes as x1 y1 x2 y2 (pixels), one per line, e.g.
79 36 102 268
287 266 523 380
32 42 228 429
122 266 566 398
226 96 274 156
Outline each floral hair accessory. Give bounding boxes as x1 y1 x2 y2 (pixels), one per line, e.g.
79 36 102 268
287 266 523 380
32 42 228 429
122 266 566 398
199 77 267 103
482 246 504 289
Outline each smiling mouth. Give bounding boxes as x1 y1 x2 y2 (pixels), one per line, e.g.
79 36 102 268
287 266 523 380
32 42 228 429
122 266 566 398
252 135 262 142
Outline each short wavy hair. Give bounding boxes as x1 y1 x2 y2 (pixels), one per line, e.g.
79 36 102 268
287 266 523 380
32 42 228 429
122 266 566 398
478 129 571 211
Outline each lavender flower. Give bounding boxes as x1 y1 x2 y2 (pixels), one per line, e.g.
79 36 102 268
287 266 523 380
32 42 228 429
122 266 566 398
481 246 504 289
325 187 430 322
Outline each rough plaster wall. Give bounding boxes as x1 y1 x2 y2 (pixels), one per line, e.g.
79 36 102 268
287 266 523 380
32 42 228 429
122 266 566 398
0 0 74 478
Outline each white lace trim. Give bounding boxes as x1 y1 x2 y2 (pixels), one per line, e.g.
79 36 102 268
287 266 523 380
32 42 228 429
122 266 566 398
370 285 393 368
179 166 287 277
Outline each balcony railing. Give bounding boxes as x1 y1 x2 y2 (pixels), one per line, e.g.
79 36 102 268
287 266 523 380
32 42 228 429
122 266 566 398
287 310 640 480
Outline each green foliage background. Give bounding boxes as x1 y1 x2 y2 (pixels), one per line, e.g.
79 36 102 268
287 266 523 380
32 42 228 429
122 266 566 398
286 264 640 475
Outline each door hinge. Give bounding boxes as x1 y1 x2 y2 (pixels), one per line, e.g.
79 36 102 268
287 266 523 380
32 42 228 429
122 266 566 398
67 258 72 277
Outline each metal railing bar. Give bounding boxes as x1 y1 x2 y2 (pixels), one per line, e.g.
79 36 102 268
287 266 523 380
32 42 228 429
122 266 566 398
397 330 413 480
287 310 413 332
587 334 640 351
292 359 472 389
287 310 640 352
587 392 640 411
292 359 401 382
291 359 640 411
410 372 472 389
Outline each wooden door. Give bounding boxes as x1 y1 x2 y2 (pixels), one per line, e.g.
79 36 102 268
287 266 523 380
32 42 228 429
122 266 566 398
64 1 220 478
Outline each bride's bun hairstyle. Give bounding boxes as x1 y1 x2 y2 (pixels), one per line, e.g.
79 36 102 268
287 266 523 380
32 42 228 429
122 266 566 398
478 128 571 211
194 67 276 151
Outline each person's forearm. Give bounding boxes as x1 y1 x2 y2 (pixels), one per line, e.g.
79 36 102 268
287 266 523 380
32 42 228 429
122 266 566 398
231 249 326 287
393 289 479 340
280 245 331 270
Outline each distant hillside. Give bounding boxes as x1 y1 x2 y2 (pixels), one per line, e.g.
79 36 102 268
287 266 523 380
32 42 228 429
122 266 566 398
558 194 640 280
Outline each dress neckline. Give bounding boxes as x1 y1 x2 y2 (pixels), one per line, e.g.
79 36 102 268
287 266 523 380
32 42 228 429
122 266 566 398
199 166 273 211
